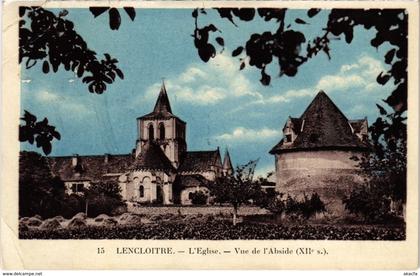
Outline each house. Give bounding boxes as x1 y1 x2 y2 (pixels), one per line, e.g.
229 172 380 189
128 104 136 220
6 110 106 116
48 82 233 205
269 91 369 215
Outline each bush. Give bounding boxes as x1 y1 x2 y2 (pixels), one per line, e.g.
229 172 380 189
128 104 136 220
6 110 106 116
19 151 67 219
190 191 208 205
73 212 87 220
40 218 62 230
267 193 326 220
119 213 142 225
60 194 85 219
26 217 42 227
111 205 128 216
93 214 117 227
67 217 87 229
19 220 405 240
86 194 126 218
343 182 396 223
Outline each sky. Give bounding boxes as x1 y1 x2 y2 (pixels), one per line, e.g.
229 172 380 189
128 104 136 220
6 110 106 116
20 8 395 177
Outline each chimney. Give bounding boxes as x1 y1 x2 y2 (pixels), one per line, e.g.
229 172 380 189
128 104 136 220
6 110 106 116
72 154 79 167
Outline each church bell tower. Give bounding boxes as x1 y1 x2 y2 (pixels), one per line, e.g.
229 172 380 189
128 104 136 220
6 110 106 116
135 81 187 168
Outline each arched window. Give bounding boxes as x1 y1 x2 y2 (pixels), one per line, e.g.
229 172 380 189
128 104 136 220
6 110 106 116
159 123 165 140
139 185 144 198
148 124 154 140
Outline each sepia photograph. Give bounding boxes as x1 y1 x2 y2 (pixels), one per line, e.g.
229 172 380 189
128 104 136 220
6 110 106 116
1 0 419 270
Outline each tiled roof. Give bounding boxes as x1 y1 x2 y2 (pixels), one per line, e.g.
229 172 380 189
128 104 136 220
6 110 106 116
130 141 174 172
178 150 222 172
270 91 368 153
47 154 133 182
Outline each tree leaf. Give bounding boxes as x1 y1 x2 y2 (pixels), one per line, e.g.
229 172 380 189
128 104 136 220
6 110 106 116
23 110 37 123
115 68 124 79
123 7 136 21
59 10 68 17
192 9 198 18
376 72 391 85
260 69 271 85
42 61 49 74
385 49 396 64
19 6 28 17
89 7 109 17
109 8 121 30
295 18 308 24
42 142 52 156
216 8 238 27
52 130 61 140
232 46 244 57
344 28 354 43
232 8 255 22
77 65 84 78
376 104 388 115
82 76 94 83
307 8 321 18
198 43 216 62
25 59 37 69
215 37 224 46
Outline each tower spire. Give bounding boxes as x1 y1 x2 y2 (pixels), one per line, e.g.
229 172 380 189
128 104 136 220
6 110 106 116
223 148 233 175
153 80 172 114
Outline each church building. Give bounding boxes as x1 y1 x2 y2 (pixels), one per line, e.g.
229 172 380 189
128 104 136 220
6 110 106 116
48 82 233 205
269 91 369 215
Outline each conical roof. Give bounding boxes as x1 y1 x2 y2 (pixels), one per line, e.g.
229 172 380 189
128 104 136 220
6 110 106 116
153 82 172 114
223 149 233 171
131 141 174 172
138 82 184 121
270 91 368 153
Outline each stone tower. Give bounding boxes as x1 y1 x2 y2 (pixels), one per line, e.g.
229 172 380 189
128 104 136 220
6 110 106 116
135 82 187 168
269 91 369 215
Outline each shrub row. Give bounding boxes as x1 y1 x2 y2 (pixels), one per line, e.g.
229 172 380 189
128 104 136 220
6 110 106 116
19 220 405 240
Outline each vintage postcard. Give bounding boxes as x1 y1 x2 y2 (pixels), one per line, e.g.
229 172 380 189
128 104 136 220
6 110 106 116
1 0 419 270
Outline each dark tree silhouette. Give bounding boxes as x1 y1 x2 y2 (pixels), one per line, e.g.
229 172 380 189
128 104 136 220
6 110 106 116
19 6 135 154
193 8 408 113
344 107 407 222
84 181 125 217
19 151 65 218
19 110 60 155
19 6 125 94
89 7 136 30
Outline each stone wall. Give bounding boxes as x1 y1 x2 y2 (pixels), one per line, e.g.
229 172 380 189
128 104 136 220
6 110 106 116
274 150 365 216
